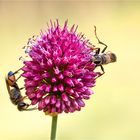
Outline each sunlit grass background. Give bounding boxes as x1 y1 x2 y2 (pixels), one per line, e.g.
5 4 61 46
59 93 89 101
0 0 140 140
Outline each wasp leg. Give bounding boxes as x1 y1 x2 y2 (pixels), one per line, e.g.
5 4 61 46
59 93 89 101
13 68 21 75
15 75 22 82
100 65 105 75
94 26 108 53
95 47 100 54
23 103 38 111
21 96 28 100
24 107 38 111
19 87 25 90
95 65 105 79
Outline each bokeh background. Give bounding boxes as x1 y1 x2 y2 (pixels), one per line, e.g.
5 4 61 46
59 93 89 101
0 0 140 140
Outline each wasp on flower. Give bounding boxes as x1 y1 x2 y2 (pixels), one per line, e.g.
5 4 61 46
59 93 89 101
5 69 37 111
90 26 117 77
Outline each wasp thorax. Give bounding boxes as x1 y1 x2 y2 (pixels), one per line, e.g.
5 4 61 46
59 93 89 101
93 55 102 65
92 51 117 66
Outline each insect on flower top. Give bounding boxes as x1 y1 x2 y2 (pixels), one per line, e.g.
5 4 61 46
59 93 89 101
21 20 99 115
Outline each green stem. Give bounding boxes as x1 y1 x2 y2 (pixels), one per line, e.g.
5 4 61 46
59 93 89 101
51 115 58 140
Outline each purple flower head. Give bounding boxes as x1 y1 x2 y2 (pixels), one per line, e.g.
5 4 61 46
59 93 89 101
21 20 98 115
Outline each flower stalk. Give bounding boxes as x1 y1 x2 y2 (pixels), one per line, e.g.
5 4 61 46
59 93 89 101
51 115 58 140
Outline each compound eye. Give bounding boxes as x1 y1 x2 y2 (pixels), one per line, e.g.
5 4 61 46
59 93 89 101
8 71 14 76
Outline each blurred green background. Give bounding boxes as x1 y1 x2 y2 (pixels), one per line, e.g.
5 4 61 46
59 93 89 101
0 0 140 140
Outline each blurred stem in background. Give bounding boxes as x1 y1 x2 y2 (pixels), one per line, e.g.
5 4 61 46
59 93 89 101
51 115 58 140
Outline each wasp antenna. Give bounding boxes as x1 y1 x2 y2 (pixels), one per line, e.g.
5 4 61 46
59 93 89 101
94 26 108 53
94 25 97 34
19 87 25 90
94 25 100 43
13 68 22 75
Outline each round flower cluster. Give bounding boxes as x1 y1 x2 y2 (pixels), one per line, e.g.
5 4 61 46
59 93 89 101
21 20 98 115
